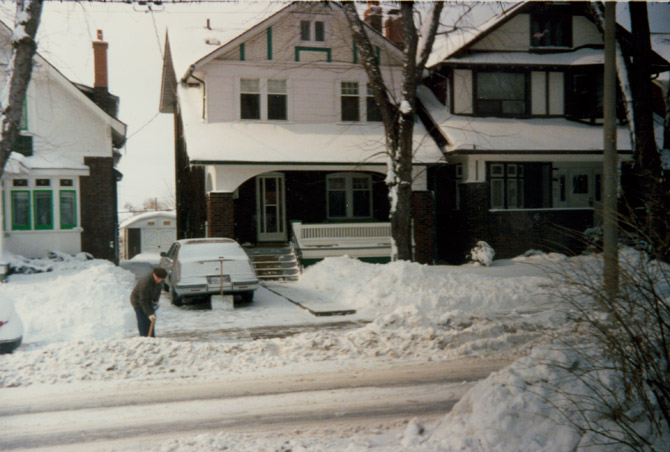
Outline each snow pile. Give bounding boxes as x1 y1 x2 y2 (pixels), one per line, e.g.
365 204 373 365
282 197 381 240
1 259 136 346
426 345 670 452
296 255 558 319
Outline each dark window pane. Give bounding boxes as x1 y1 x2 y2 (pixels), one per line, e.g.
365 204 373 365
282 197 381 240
268 94 287 120
241 93 260 119
477 72 526 116
60 192 76 228
353 190 370 217
12 192 30 229
341 97 359 121
573 175 589 194
328 191 346 217
300 20 310 41
35 192 52 228
366 97 382 122
314 21 325 41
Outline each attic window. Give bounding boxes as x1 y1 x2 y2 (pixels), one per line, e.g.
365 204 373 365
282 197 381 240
300 20 325 43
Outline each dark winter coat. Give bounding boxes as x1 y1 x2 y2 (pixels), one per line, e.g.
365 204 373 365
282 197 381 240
130 273 162 317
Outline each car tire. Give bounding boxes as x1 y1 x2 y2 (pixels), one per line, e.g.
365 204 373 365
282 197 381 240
171 288 183 306
240 291 254 304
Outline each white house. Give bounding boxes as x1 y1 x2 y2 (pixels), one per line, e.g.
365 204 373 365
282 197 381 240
159 1 444 267
0 24 127 263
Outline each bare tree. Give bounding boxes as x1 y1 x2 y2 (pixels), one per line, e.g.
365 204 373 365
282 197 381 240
0 0 43 179
0 0 43 260
342 1 443 261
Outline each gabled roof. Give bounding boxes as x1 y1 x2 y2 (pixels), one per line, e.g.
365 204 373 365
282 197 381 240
0 19 127 148
160 1 403 102
428 1 670 72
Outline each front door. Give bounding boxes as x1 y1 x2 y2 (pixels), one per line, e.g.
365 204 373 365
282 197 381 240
256 173 287 242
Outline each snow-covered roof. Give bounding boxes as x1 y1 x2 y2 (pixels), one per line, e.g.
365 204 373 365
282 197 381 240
180 85 443 166
1 152 89 178
427 2 524 68
417 86 636 153
164 2 287 82
442 48 604 67
119 211 176 229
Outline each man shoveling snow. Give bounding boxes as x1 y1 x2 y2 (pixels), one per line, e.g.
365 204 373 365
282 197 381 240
129 267 166 337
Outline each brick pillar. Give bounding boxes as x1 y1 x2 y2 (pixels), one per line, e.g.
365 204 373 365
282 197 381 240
207 192 235 238
80 156 117 263
412 191 434 265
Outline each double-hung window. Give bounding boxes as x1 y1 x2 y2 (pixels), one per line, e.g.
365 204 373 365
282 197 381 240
240 78 287 121
475 71 527 117
240 78 261 120
366 84 382 122
327 173 372 219
341 82 360 122
300 20 325 42
34 179 53 230
267 79 287 120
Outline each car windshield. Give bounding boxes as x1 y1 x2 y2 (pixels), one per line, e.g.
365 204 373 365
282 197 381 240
179 242 248 260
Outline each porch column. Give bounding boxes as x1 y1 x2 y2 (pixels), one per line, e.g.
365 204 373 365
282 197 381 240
412 191 435 265
207 192 235 238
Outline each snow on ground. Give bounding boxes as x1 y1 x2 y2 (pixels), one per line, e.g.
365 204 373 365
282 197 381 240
2 250 667 451
0 253 573 388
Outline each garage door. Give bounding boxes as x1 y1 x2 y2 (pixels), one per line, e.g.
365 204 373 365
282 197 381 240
142 229 176 255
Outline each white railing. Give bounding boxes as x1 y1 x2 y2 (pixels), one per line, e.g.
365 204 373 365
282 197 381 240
291 221 392 259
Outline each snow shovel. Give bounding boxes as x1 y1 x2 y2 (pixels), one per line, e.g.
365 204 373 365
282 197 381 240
211 294 234 311
211 257 234 311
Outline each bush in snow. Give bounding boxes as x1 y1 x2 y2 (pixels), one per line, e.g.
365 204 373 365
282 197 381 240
546 247 670 451
468 241 494 266
5 251 93 275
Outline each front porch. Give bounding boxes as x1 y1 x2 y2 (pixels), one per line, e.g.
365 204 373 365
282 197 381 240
204 169 435 266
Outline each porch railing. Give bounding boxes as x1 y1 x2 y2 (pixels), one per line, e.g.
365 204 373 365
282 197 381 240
290 220 393 260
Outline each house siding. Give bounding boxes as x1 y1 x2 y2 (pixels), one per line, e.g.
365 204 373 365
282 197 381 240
471 15 529 52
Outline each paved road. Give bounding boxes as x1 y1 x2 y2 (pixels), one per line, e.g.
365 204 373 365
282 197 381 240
0 359 509 451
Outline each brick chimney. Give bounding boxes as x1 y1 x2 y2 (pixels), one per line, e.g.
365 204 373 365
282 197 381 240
385 9 403 47
92 29 109 113
364 1 382 33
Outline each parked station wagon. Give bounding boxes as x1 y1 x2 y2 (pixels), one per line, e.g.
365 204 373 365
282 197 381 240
159 238 259 306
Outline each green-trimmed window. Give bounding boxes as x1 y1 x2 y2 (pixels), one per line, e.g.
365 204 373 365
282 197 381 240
60 190 77 229
11 190 31 230
33 190 53 230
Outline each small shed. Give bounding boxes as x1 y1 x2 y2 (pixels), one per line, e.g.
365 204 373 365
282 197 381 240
120 211 176 260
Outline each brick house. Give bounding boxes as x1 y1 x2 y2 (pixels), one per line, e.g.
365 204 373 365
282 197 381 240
159 1 444 266
419 1 670 262
0 26 126 263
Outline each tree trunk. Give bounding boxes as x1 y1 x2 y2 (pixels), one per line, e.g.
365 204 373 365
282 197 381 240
0 0 44 261
0 0 44 179
342 1 442 262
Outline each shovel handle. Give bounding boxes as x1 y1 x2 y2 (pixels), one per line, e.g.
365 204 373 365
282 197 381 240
148 316 156 337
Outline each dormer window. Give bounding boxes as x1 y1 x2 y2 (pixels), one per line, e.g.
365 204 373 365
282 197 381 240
300 19 325 42
530 11 572 48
